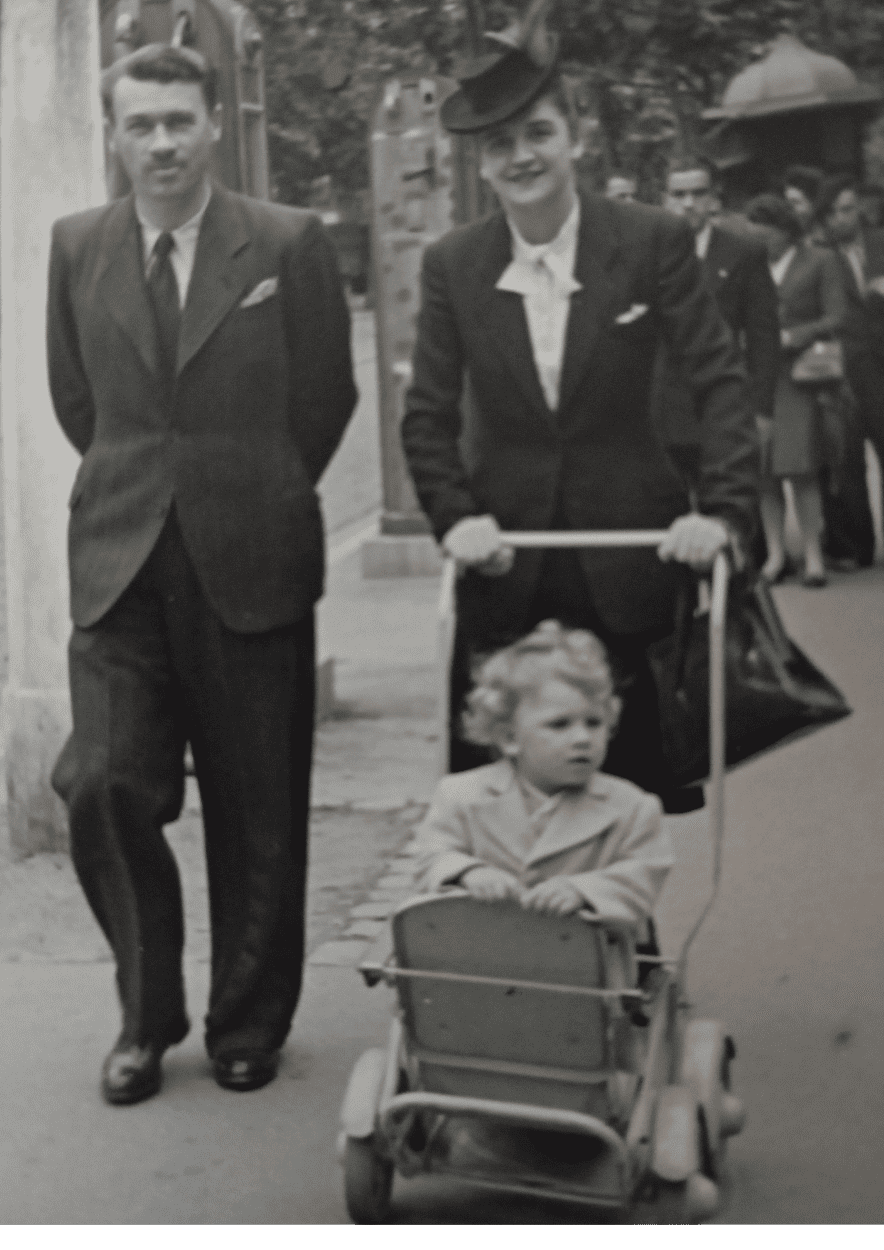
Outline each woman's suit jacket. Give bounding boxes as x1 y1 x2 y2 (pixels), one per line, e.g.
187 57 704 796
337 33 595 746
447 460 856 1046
414 761 673 924
770 243 847 477
402 193 758 644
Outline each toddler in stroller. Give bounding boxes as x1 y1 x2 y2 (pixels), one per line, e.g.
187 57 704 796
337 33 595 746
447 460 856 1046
414 619 674 930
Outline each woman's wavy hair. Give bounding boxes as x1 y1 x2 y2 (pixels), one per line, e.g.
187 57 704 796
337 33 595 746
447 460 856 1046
462 620 620 750
744 193 803 243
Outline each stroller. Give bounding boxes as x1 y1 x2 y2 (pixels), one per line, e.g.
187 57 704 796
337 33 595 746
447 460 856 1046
338 532 745 1222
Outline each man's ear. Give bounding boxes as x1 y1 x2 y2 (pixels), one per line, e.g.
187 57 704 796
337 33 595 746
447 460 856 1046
210 104 223 143
570 137 585 164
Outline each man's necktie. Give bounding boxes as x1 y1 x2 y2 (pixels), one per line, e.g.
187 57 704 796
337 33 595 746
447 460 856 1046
147 231 182 378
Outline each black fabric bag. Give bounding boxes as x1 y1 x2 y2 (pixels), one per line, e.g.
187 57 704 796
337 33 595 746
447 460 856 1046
647 571 852 788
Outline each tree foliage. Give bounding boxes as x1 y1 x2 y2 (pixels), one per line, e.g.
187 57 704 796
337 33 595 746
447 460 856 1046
243 0 884 207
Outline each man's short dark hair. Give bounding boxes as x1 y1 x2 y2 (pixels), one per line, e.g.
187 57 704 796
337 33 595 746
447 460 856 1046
782 165 823 202
744 193 803 242
815 173 858 224
102 43 219 120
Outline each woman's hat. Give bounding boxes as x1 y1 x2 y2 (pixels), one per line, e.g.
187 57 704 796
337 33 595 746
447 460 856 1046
440 0 560 134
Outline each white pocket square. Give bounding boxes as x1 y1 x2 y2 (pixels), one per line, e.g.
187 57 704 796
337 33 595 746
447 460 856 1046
240 276 279 308
614 303 649 325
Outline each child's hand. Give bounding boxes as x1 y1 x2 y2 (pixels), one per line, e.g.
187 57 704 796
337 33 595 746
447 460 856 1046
461 865 522 902
520 877 585 916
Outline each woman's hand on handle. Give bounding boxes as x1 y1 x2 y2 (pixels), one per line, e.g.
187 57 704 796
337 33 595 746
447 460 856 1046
442 516 515 576
658 513 731 572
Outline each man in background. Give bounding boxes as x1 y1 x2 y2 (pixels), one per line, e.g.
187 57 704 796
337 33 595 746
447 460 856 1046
817 174 884 568
656 160 779 491
604 173 637 203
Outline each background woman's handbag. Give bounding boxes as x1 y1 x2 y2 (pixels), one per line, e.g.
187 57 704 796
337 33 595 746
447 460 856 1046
647 572 852 788
791 339 844 383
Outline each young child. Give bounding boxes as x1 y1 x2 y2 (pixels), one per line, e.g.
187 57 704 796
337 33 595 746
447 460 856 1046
415 621 673 924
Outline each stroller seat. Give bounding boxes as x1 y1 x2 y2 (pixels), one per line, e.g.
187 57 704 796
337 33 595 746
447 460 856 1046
391 893 643 1125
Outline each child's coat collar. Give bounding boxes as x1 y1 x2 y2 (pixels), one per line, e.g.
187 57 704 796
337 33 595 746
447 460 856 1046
470 759 621 865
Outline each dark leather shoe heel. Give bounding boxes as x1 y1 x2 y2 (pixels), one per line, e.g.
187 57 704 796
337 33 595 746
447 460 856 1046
213 1050 280 1092
101 1043 164 1106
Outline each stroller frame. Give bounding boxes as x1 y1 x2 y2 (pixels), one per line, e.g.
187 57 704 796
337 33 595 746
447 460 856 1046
339 533 744 1223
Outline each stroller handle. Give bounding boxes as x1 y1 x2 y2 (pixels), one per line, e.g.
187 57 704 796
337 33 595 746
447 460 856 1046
435 531 728 974
497 529 671 547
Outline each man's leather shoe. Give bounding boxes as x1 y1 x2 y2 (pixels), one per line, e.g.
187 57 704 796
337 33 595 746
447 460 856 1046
101 1042 164 1106
212 1049 280 1092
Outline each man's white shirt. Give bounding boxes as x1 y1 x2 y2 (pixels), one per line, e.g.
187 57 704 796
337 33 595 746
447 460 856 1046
694 221 713 260
137 184 213 308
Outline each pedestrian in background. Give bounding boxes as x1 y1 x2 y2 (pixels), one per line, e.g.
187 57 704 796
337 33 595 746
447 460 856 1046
744 194 847 587
401 22 758 818
816 175 884 567
857 182 884 231
657 159 779 493
779 166 872 571
604 173 637 203
782 165 825 243
47 44 356 1105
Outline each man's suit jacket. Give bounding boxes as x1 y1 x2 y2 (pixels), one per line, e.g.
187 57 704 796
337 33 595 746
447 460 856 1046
653 223 780 448
414 761 672 924
47 186 357 633
828 227 884 365
401 193 758 640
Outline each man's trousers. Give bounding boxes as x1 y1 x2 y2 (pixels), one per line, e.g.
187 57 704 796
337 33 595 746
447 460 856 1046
60 511 316 1058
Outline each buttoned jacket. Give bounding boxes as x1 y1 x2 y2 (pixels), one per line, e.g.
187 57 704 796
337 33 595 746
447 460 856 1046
47 186 357 632
401 193 758 641
826 228 884 364
654 223 781 446
414 761 673 924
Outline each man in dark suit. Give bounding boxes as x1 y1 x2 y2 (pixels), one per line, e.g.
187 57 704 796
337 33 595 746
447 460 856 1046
401 35 758 815
657 161 780 490
47 44 356 1104
816 174 884 567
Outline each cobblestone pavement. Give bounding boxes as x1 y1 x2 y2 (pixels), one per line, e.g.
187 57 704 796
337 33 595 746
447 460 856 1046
0 797 425 969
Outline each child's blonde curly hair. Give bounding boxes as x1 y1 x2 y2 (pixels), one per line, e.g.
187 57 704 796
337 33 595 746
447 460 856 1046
462 620 621 749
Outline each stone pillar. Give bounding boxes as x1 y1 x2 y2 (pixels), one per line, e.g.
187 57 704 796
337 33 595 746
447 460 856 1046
0 0 105 857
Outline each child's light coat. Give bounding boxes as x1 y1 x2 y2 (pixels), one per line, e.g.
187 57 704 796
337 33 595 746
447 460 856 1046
415 760 673 923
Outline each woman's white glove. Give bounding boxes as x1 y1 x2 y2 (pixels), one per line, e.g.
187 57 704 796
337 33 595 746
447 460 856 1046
442 516 515 576
658 513 731 571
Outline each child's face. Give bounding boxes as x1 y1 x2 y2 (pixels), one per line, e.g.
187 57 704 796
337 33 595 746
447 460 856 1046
504 678 613 795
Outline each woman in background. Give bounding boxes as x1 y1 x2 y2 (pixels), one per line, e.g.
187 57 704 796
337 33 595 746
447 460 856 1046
745 194 848 587
782 166 824 243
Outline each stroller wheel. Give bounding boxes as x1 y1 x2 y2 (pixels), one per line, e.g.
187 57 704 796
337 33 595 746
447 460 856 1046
343 1136 394 1224
653 1173 719 1224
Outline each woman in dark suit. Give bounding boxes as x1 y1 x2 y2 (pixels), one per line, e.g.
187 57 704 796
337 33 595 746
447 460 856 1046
745 195 848 586
402 27 758 813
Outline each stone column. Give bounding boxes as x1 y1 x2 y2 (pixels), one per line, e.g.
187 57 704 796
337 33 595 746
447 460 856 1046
0 0 105 857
